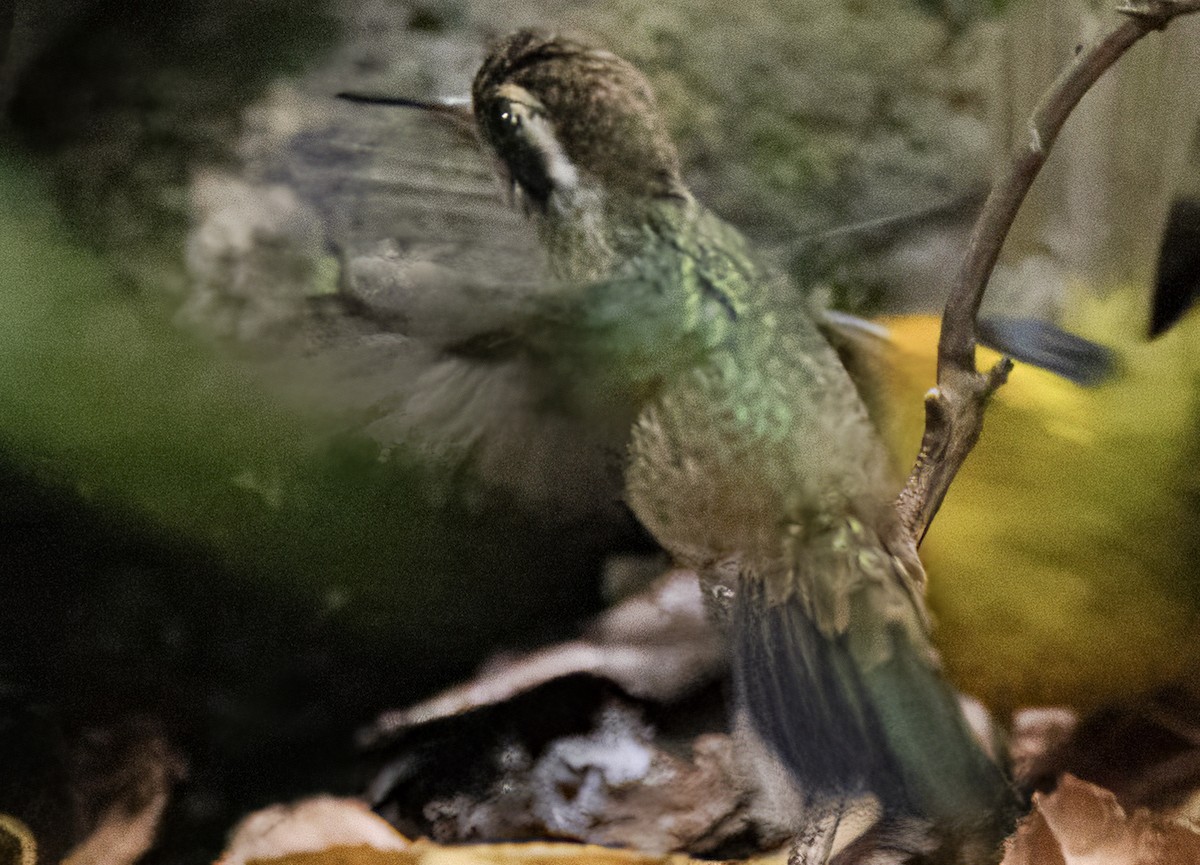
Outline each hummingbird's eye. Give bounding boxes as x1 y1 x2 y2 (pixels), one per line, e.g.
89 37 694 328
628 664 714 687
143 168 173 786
497 99 543 131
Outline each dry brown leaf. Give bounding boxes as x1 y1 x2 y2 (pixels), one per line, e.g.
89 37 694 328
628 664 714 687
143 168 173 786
410 840 689 865
1002 774 1200 865
219 797 409 865
242 846 409 865
365 571 722 745
217 797 791 865
235 838 784 865
60 733 185 865
0 814 37 865
1000 808 1068 865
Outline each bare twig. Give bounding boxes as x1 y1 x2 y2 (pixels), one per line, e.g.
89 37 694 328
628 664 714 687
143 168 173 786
895 0 1200 544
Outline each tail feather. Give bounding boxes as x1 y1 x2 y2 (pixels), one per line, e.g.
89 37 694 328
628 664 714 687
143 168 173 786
731 578 1019 848
733 581 905 807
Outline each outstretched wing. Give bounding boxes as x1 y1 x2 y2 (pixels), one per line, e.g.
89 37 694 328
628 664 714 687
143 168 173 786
179 74 651 521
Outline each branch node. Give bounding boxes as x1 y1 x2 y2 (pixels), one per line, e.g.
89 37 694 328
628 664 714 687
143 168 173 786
984 356 1014 393
1028 124 1045 157
923 387 950 435
1116 1 1174 27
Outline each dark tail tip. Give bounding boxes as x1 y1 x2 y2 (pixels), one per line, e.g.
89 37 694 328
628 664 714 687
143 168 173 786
1150 198 1200 339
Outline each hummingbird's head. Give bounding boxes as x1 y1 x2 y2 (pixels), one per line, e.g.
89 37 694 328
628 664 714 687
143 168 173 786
471 30 688 214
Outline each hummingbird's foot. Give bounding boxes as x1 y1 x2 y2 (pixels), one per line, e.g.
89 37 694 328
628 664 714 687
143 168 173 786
820 815 940 865
787 803 841 865
788 797 908 865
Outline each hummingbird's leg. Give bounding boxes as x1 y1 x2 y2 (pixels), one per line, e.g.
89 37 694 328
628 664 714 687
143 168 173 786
824 815 939 865
787 798 844 865
788 802 941 865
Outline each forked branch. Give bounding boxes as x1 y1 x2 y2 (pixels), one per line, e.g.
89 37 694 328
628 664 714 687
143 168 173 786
895 0 1200 544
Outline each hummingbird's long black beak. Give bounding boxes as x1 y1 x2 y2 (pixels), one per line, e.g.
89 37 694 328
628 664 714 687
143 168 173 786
336 91 477 140
335 92 464 111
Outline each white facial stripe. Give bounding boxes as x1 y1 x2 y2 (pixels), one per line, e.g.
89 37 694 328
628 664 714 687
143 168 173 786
493 83 579 196
521 113 579 192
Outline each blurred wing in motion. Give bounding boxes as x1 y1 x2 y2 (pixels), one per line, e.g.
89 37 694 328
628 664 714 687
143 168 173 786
181 74 639 525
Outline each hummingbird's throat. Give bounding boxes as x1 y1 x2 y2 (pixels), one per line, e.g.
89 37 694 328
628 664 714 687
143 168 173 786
526 183 692 284
535 185 620 282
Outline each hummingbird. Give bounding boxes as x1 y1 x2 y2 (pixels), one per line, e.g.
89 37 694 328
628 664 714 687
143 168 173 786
464 30 1023 861
353 29 1020 863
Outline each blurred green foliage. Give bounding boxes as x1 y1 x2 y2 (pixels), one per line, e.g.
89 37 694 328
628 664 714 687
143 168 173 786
0 145 610 860
0 147 605 645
